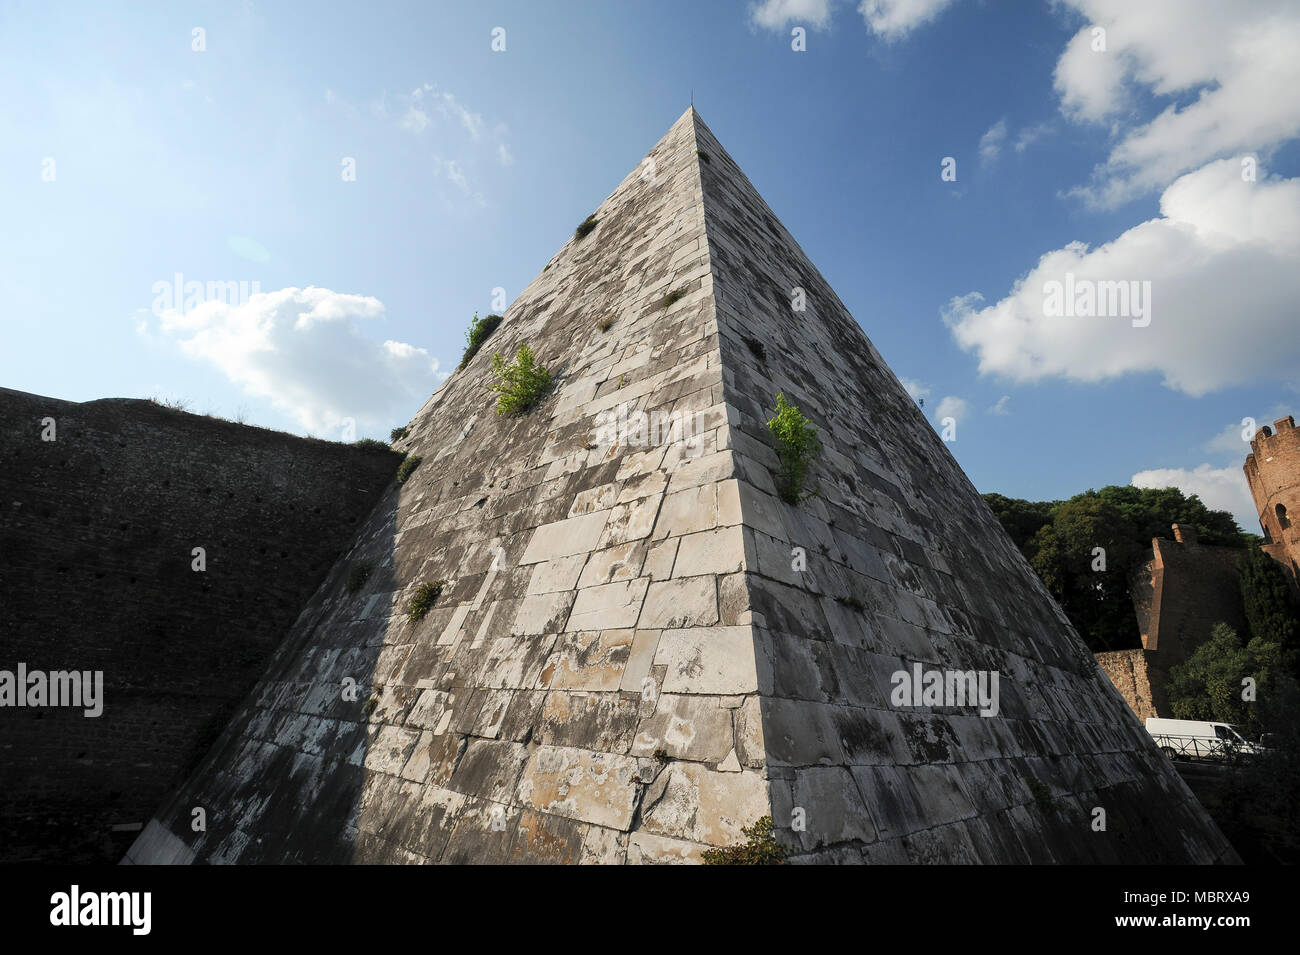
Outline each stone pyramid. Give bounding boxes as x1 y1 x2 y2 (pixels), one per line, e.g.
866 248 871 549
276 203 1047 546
126 107 1236 864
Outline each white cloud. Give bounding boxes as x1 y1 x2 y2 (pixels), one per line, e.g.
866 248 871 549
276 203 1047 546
399 106 430 133
943 158 1300 396
1204 408 1291 461
858 0 956 40
989 395 1010 415
933 395 969 424
497 143 514 166
1014 122 1052 153
407 84 485 141
433 156 486 207
899 377 930 402
155 287 443 435
750 0 834 31
1131 464 1258 534
1204 420 1256 461
1053 0 1300 207
979 119 1007 166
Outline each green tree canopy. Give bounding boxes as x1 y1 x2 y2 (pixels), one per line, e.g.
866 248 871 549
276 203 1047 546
1239 542 1300 649
983 484 1249 652
1028 496 1145 651
1166 623 1270 733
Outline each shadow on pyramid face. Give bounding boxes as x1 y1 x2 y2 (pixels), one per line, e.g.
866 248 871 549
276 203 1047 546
130 484 403 865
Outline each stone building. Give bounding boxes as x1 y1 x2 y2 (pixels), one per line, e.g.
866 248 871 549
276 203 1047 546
1097 524 1246 721
118 107 1234 864
1245 415 1300 585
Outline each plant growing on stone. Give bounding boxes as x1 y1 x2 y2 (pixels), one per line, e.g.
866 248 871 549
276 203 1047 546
766 392 821 505
460 312 504 369
396 454 423 484
662 287 687 309
1024 774 1054 813
352 438 389 452
390 426 409 442
346 560 375 596
700 816 786 865
598 315 615 332
696 149 711 164
408 580 447 622
490 344 554 415
151 395 192 412
575 214 598 240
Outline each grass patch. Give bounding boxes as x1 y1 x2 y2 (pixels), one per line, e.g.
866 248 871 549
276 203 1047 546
696 149 711 164
460 312 504 369
701 816 786 865
396 454 423 484
766 392 821 505
661 287 688 309
597 315 615 332
490 343 554 415
352 438 389 452
346 560 375 595
362 692 380 718
1024 774 1054 813
408 580 448 622
150 395 192 412
390 426 409 442
575 214 598 240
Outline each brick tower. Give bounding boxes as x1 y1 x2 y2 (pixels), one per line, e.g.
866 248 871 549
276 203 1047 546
1245 415 1300 584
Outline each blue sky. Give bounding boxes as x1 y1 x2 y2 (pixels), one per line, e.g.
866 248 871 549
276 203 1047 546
3 0 1298 532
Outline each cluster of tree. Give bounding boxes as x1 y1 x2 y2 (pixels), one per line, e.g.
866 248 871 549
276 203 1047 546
1165 545 1300 864
1166 545 1300 732
983 485 1249 652
987 485 1300 861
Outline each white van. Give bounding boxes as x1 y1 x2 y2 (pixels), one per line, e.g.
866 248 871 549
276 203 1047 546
1146 718 1267 761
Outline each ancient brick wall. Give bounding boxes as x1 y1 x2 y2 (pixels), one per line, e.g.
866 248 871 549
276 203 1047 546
0 387 400 862
1119 528 1245 717
1142 531 1245 670
1095 650 1158 723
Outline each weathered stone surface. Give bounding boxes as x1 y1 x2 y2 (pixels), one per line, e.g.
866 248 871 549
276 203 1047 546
639 577 719 629
632 694 735 762
565 579 650 631
126 106 1235 867
655 626 758 695
519 512 611 564
543 629 635 692
640 762 768 846
517 746 640 830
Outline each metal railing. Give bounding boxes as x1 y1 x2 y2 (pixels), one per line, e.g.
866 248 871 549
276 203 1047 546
1151 733 1256 764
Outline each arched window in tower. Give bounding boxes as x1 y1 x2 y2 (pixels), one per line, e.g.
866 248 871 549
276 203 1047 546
1278 503 1291 530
